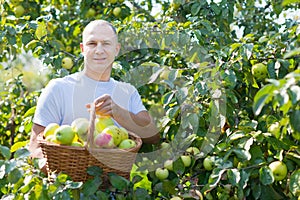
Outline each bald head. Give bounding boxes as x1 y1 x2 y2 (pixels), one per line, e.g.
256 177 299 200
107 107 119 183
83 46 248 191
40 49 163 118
82 20 118 43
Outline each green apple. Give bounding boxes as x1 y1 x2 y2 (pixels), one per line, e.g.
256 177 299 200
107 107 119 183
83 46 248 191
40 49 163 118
55 125 75 145
268 122 281 138
61 57 73 69
164 159 173 171
113 7 121 17
170 197 182 200
71 118 89 142
181 155 192 167
119 127 129 141
71 141 84 147
251 63 268 80
161 142 170 149
85 8 96 18
44 123 59 138
95 116 114 133
94 132 115 148
155 167 169 180
186 147 200 155
102 125 122 146
203 156 214 171
269 161 288 181
14 5 25 18
118 139 136 149
108 0 118 4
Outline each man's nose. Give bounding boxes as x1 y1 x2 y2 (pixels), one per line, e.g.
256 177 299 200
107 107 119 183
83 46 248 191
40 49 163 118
95 43 104 53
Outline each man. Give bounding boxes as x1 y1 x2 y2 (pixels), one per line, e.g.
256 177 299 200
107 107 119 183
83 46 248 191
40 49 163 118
29 20 160 158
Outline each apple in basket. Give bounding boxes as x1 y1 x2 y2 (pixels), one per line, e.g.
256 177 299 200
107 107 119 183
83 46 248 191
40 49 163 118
44 123 59 138
95 116 114 133
55 125 76 145
94 132 115 148
118 139 136 149
102 125 122 146
71 117 89 142
119 127 129 141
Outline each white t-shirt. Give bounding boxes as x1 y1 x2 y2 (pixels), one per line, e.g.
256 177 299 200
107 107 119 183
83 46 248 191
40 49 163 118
33 72 146 126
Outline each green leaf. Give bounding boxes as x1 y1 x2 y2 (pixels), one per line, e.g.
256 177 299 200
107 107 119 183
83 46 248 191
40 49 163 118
11 141 29 153
172 158 185 176
208 168 226 188
82 176 102 196
23 106 36 118
35 21 47 40
133 188 151 200
288 85 300 104
108 172 130 190
13 147 30 158
259 166 274 185
283 47 300 58
86 165 103 177
7 168 22 184
289 109 300 132
0 145 11 160
191 3 201 15
289 169 300 196
233 149 251 161
227 169 240 186
253 84 275 115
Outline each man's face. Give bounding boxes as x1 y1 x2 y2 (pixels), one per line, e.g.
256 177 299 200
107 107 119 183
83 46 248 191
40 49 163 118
80 23 120 79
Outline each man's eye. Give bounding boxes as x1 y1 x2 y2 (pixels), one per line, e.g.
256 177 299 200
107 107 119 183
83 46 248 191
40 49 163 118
87 42 96 46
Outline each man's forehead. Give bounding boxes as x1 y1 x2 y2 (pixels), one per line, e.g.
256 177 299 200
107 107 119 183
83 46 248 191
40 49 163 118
83 24 117 42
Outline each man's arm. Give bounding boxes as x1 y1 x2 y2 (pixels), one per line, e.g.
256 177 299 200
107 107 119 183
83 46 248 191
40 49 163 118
28 123 45 158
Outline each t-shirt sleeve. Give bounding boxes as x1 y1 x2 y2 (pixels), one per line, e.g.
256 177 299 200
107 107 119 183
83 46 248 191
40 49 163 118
130 89 146 114
32 80 62 127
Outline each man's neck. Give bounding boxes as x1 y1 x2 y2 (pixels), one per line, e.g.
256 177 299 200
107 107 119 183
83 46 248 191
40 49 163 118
83 68 111 82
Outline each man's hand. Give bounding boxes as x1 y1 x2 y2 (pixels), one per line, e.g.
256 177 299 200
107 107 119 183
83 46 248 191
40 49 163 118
86 94 160 144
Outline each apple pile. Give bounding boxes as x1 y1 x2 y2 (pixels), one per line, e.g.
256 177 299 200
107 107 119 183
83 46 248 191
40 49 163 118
43 116 137 149
94 116 136 149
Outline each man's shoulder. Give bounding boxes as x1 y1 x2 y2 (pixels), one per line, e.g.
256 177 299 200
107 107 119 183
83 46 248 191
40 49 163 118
112 78 137 92
46 73 79 90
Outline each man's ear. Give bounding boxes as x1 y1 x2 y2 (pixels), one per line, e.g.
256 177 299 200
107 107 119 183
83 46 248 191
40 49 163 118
80 43 84 52
115 43 121 57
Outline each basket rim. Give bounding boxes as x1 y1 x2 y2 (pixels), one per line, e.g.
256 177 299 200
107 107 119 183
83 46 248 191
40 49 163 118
38 130 142 153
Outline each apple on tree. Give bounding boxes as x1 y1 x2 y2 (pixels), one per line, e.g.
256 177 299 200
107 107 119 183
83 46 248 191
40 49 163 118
55 125 76 145
203 156 214 171
155 167 169 180
164 159 173 171
251 63 268 81
14 5 25 18
268 161 288 181
181 155 192 167
61 57 73 69
186 146 200 155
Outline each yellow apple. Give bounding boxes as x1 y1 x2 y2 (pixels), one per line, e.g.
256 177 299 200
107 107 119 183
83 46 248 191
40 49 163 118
14 5 25 18
95 116 114 133
102 125 122 146
71 118 89 142
119 127 129 141
269 161 288 181
61 57 73 69
44 123 59 138
113 7 121 17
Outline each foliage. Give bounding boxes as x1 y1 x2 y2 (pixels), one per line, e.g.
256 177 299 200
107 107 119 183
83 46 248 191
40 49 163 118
0 0 300 199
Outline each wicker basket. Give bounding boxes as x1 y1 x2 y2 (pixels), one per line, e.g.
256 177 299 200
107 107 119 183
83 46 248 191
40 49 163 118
37 105 142 183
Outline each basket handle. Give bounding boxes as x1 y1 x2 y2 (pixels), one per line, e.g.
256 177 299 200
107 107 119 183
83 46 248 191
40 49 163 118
86 103 96 148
